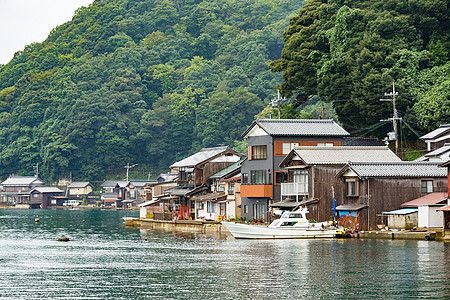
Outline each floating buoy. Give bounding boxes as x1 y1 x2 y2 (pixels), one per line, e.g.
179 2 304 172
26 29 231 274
35 218 40 223
57 237 70 242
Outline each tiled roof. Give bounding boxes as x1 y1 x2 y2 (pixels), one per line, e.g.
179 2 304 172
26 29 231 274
421 124 450 140
31 187 64 193
243 119 349 137
171 146 234 168
68 182 91 188
401 192 448 208
1 176 44 186
101 180 130 188
343 162 447 178
288 146 400 165
342 137 384 146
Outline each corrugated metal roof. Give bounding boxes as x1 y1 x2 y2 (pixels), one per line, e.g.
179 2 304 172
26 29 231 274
291 146 400 165
170 146 232 168
1 176 44 186
336 204 368 211
209 157 245 179
243 119 349 137
382 208 418 215
421 124 450 140
401 192 448 208
68 182 91 188
32 187 64 193
345 162 447 178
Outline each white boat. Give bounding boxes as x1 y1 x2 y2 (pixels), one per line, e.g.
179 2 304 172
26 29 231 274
222 207 342 239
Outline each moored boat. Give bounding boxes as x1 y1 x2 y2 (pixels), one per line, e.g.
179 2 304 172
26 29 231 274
222 207 343 239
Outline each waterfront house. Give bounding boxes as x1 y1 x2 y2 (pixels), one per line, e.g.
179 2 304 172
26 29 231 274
29 187 66 208
335 162 447 230
278 146 401 229
191 157 244 221
166 146 245 220
68 181 95 204
129 180 156 206
421 124 450 151
240 119 350 222
100 180 131 207
139 175 178 220
0 176 45 204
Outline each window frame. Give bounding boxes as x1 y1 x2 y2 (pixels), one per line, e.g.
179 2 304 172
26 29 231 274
346 178 359 197
250 170 267 184
421 180 433 193
275 171 288 186
251 145 267 160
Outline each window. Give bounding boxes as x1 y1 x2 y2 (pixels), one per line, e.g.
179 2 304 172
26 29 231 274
421 180 433 193
33 193 39 198
51 199 57 205
242 173 249 184
198 202 205 210
282 142 299 155
275 172 288 185
251 145 267 160
346 179 359 197
228 183 235 195
243 205 249 214
251 170 267 184
207 201 215 213
293 170 308 194
217 182 225 192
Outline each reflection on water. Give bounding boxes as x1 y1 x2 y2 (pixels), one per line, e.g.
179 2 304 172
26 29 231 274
1 209 450 299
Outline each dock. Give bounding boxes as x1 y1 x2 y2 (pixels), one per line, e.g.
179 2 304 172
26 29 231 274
124 218 228 234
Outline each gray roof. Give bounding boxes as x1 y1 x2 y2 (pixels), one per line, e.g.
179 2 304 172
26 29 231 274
1 176 45 186
31 187 64 193
382 208 418 215
243 119 349 138
171 146 234 168
101 180 130 188
68 182 91 188
130 181 155 187
157 173 178 182
342 137 384 146
421 124 450 140
339 162 447 178
280 146 400 167
415 144 450 162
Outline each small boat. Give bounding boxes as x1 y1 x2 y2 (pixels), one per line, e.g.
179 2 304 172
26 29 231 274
222 207 343 239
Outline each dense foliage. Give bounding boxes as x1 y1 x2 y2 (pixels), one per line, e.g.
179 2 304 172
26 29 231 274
270 0 449 134
0 0 303 182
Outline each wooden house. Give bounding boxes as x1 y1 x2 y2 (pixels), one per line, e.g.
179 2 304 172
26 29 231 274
240 119 351 222
29 187 66 208
100 180 131 207
139 174 178 220
0 176 45 204
166 146 245 219
68 182 95 204
335 162 447 230
438 160 450 230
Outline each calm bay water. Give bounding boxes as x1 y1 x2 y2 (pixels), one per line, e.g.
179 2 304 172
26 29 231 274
1 209 450 299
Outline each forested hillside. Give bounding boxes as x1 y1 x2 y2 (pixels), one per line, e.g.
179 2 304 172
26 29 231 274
270 0 449 134
0 0 303 181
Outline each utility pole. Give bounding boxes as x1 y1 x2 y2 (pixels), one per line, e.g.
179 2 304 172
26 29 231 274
271 90 288 119
33 163 39 178
380 82 400 155
124 163 138 181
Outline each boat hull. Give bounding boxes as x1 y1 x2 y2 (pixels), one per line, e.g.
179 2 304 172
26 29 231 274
222 222 337 239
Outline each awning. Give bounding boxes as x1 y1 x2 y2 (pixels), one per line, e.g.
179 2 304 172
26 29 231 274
122 199 135 203
191 192 226 202
382 208 418 215
336 204 368 211
138 199 161 207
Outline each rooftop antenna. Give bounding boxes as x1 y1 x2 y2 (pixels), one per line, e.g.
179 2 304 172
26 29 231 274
271 90 288 119
380 82 401 155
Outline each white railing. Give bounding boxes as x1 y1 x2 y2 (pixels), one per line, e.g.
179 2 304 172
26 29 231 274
281 182 308 196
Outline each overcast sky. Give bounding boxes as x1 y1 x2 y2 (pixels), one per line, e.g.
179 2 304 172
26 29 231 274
0 0 94 64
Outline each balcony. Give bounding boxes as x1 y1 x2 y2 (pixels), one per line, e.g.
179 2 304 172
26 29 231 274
241 185 272 198
281 182 308 197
